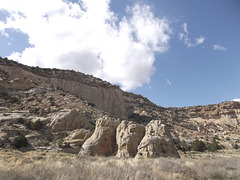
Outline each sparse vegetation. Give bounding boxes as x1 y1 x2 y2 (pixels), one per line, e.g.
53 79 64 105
0 150 239 180
31 120 44 130
191 139 223 152
17 118 25 124
13 135 28 148
191 139 206 152
206 140 222 152
23 120 32 129
23 120 43 130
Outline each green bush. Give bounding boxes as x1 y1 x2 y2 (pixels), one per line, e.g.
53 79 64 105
24 120 32 129
24 120 43 130
206 141 221 152
17 118 25 124
191 139 206 152
31 120 43 130
13 135 28 148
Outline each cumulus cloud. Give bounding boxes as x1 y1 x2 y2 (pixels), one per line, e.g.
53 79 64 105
179 23 204 47
213 44 227 51
0 0 171 91
232 98 240 102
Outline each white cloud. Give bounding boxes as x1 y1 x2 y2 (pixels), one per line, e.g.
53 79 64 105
213 44 227 51
166 79 172 86
0 0 171 91
232 98 240 102
179 23 204 47
196 36 205 45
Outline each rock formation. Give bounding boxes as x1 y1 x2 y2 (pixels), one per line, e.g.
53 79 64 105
136 120 180 158
63 129 93 153
0 58 127 119
116 121 145 157
0 78 35 91
49 109 90 131
79 116 120 156
0 57 240 157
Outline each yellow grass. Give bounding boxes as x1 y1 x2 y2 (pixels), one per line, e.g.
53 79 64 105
0 149 240 180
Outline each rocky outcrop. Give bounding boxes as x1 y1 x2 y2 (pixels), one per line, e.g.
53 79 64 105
63 129 93 153
79 119 179 158
49 109 90 131
116 121 145 157
136 120 179 158
79 116 120 156
0 78 35 91
49 78 127 119
0 58 127 119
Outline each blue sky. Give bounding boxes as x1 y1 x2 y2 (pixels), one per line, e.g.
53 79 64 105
0 0 240 107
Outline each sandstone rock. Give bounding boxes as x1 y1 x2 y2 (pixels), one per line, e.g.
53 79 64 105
136 120 179 158
79 116 120 156
49 78 127 119
49 109 89 131
64 129 93 147
0 60 128 119
61 129 93 153
116 121 145 157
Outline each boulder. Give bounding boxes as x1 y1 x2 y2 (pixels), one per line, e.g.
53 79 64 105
136 120 179 158
64 129 93 147
116 121 145 157
79 116 120 156
49 109 89 131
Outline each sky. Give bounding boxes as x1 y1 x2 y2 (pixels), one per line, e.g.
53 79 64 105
0 0 240 107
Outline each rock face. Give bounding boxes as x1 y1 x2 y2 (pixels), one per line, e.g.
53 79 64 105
0 78 35 90
49 78 127 119
116 121 145 157
0 58 127 119
79 117 120 156
49 109 90 131
63 129 93 153
136 120 179 158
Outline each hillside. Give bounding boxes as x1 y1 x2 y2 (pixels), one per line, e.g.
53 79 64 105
0 57 239 156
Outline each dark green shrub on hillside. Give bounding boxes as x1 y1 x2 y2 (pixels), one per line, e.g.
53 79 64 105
206 140 222 152
191 139 206 152
24 120 32 129
31 120 44 130
13 135 28 148
17 118 25 124
24 120 44 130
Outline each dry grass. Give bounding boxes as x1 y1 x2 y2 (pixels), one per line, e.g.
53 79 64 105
0 149 240 180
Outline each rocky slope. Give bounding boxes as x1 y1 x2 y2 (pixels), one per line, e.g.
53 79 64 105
0 57 239 157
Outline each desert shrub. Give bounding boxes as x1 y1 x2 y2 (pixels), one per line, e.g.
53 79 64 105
191 139 206 152
0 91 8 98
24 120 32 129
31 120 43 130
24 120 43 130
206 140 221 152
17 118 25 124
13 135 28 148
9 96 19 103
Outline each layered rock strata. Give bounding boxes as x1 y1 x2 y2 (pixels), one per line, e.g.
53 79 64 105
0 58 127 119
